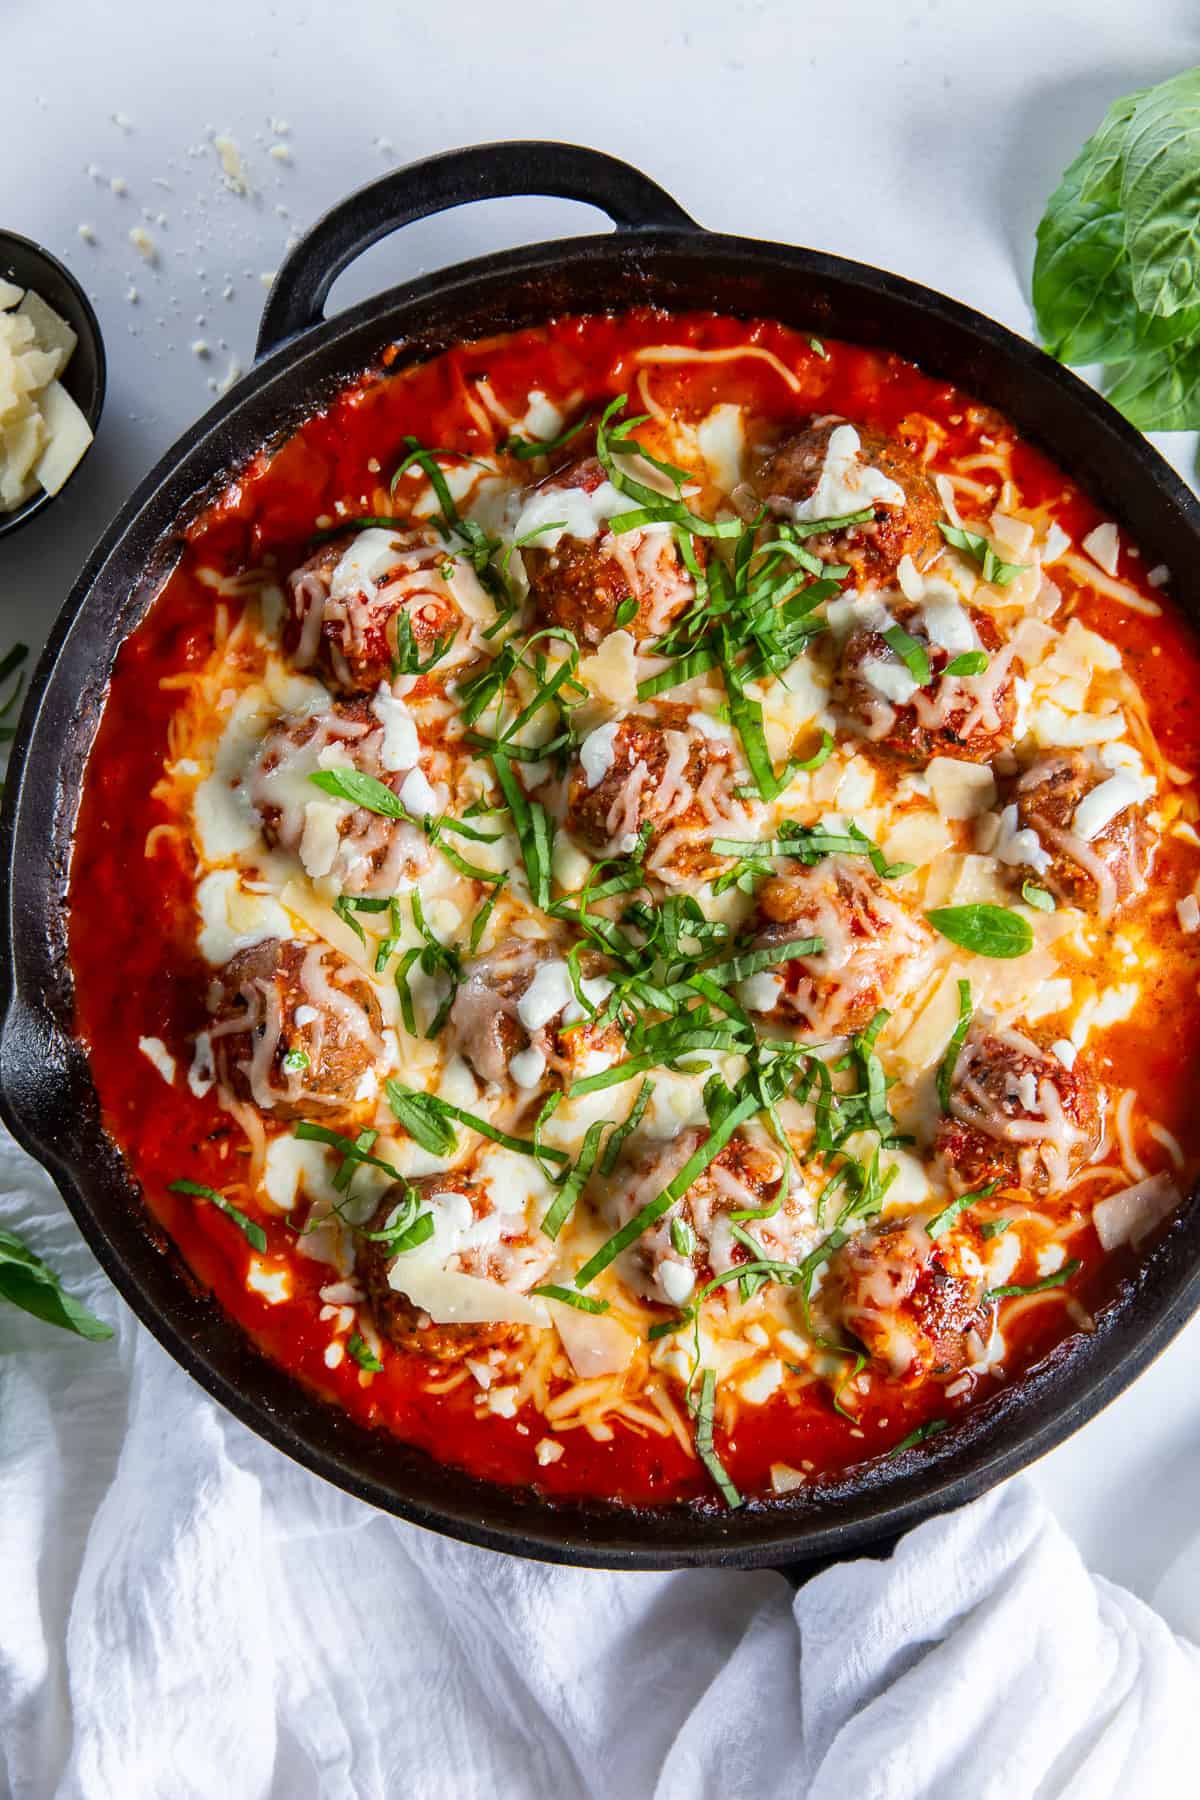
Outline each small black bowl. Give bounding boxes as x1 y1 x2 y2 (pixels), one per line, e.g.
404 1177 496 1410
0 230 106 540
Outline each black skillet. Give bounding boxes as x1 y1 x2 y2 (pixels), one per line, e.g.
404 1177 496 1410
2 140 1199 1576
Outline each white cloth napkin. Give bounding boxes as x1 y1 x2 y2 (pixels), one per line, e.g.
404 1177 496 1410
2 1123 1197 1800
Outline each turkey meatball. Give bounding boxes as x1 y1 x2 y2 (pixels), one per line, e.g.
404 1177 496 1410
821 1216 986 1381
566 709 754 885
753 420 940 587
835 600 1018 763
286 525 473 693
245 693 431 896
600 1128 793 1310
208 937 384 1118
744 859 934 1039
357 1171 555 1362
1008 752 1156 919
448 943 621 1091
935 1024 1102 1195
514 455 702 647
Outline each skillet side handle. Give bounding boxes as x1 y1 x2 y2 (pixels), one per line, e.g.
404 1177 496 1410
772 1530 905 1588
255 139 698 359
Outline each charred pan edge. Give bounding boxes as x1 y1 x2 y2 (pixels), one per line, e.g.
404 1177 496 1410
4 155 1200 1569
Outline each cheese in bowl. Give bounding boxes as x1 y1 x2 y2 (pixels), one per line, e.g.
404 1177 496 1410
67 311 1200 1509
0 277 94 511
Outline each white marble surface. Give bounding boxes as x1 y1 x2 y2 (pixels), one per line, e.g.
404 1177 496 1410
3 0 1199 1603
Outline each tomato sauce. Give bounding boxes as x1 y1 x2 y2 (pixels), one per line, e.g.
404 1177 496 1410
68 309 1200 1508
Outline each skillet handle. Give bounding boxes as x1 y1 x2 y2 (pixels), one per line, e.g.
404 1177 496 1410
255 139 697 359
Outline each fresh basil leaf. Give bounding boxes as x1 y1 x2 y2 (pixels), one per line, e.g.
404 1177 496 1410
502 412 592 460
168 1178 268 1252
670 1216 696 1257
1121 68 1200 318
691 1367 742 1508
1103 340 1200 431
882 624 931 688
614 596 639 628
808 336 829 360
926 904 1033 959
0 1227 113 1341
925 1180 998 1241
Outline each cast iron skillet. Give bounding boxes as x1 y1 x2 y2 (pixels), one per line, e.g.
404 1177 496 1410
3 140 1200 1576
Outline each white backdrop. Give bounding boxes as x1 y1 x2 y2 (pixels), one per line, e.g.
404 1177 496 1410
3 0 1200 1605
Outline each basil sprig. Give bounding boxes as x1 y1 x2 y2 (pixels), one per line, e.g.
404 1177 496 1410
0 1227 113 1341
168 1178 267 1252
938 521 1026 587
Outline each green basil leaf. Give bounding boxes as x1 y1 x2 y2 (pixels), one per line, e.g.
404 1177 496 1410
1103 340 1200 431
986 1258 1080 1302
531 1284 610 1314
926 904 1033 959
1021 881 1056 912
347 1333 384 1371
309 767 407 818
944 651 989 678
0 1227 113 1341
887 1418 949 1457
1121 69 1200 318
938 522 1026 587
937 978 973 1113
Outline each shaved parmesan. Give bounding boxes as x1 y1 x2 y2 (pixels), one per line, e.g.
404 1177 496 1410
789 424 904 519
387 1263 550 1328
33 381 93 495
548 1299 637 1377
1094 1173 1180 1251
1072 773 1152 842
578 629 638 706
138 1036 176 1085
927 757 996 820
1082 522 1120 577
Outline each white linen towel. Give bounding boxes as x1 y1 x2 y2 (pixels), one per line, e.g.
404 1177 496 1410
1 1123 1197 1800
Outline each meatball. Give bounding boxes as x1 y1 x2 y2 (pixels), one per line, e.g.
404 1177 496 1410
822 1217 986 1381
935 1024 1102 1195
245 694 431 895
208 937 384 1118
745 859 934 1039
1009 753 1155 919
286 525 470 693
753 420 940 587
447 944 621 1091
517 456 703 647
835 602 1018 763
356 1171 555 1361
601 1128 790 1309
566 709 754 885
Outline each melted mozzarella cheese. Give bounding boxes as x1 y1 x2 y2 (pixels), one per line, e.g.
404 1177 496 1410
579 720 621 789
511 479 648 550
790 424 905 521
329 528 406 600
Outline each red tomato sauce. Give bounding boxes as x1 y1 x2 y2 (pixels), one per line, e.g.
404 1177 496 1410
68 309 1200 1509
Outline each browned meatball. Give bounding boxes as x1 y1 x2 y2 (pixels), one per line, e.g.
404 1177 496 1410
599 1127 788 1308
245 696 430 895
1011 753 1155 919
519 456 703 647
208 938 384 1118
356 1172 554 1361
448 942 621 1090
746 860 934 1038
822 1217 986 1381
754 420 940 586
285 526 464 693
835 604 1018 763
566 708 752 884
935 1025 1102 1195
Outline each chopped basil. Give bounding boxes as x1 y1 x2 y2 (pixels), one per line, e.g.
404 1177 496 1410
540 1119 606 1239
980 1218 1013 1240
808 336 829 360
492 751 554 910
887 1418 949 1457
986 1258 1080 1302
168 1178 268 1252
598 1077 655 1178
531 1283 610 1314
614 596 639 628
574 1090 760 1287
944 650 989 678
347 1334 384 1372
938 521 1026 586
925 1179 999 1240
702 933 823 987
369 1209 435 1255
1021 881 1056 912
292 1122 407 1186
882 623 931 688
0 1226 113 1341
502 412 593 460
691 1367 743 1508
281 1048 309 1073
926 904 1033 959
382 1082 458 1157
309 766 409 818
937 978 973 1112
